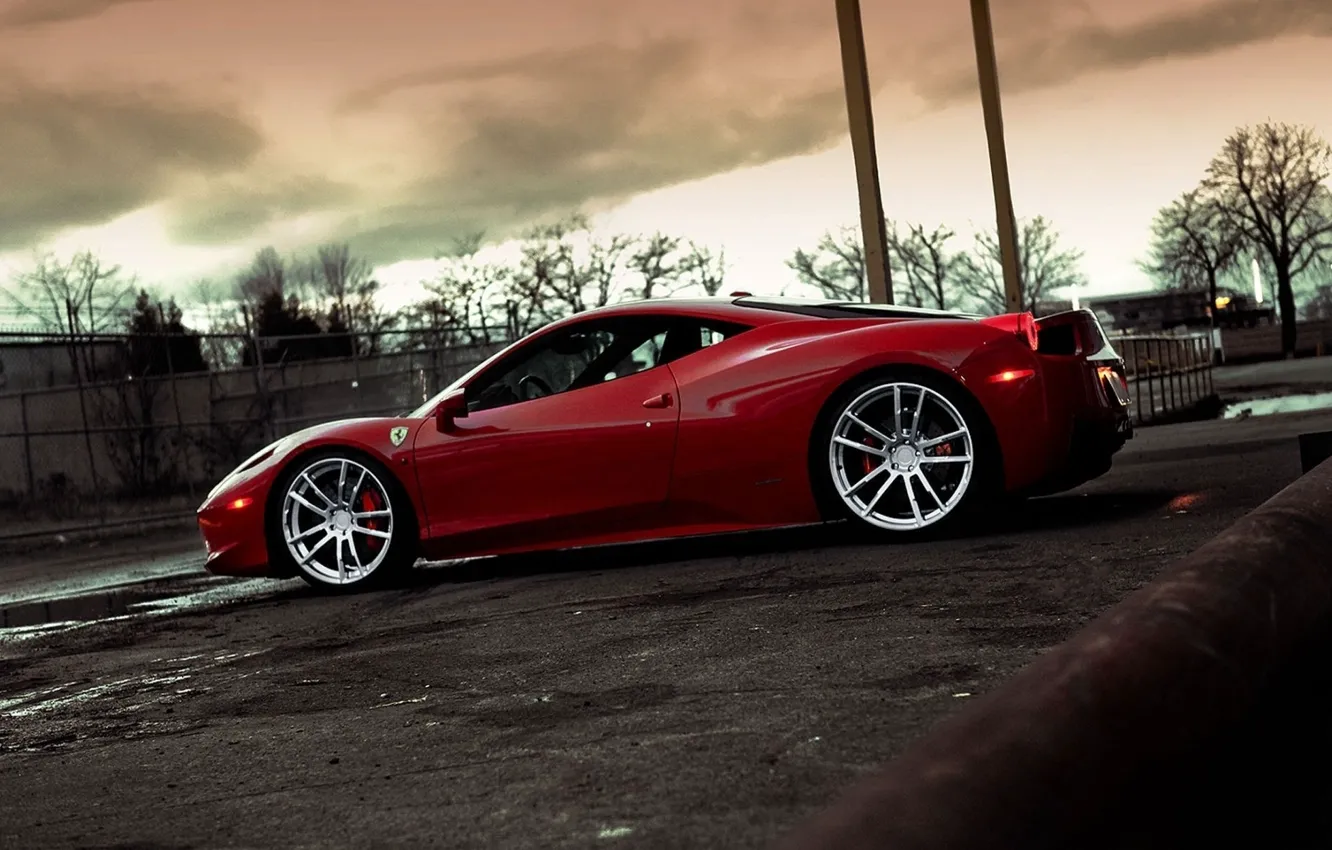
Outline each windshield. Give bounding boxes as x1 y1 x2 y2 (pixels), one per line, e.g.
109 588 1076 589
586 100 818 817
733 296 980 321
405 335 523 419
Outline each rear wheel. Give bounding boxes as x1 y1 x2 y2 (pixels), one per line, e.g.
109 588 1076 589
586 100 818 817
268 450 417 591
813 371 997 535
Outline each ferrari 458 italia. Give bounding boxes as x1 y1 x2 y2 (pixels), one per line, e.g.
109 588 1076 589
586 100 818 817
197 295 1132 590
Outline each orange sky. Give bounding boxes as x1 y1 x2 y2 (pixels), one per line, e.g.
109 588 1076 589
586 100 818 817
0 0 1329 306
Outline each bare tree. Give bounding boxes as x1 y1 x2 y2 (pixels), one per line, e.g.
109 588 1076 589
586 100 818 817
887 222 958 309
584 232 634 309
1204 122 1332 356
678 242 727 296
303 242 398 353
1141 188 1243 326
509 213 632 323
237 245 288 307
3 250 134 335
189 278 238 331
788 226 865 300
184 278 249 369
1305 284 1332 320
954 216 1086 315
627 232 684 300
420 233 512 345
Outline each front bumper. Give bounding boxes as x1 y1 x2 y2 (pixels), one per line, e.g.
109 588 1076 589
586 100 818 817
196 489 273 577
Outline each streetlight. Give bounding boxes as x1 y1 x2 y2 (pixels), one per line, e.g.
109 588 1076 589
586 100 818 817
834 0 1023 312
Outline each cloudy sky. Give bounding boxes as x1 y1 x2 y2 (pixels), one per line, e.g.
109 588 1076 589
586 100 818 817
0 0 1329 309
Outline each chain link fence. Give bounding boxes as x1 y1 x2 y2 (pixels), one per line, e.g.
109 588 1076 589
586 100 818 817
0 327 508 540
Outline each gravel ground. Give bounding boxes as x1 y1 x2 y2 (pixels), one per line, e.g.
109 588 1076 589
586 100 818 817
1 402 1329 849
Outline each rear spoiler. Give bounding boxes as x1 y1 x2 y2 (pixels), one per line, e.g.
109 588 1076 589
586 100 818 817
1031 309 1113 357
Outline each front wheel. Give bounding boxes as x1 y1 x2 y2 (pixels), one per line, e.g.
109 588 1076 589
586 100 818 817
813 372 995 535
268 450 417 591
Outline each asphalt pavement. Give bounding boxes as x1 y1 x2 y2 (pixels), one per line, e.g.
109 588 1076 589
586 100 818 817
2 398 1331 848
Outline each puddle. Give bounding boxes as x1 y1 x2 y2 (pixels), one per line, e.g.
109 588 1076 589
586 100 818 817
1223 391 1332 419
0 577 285 639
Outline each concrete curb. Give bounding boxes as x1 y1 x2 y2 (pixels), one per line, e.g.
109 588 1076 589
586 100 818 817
777 457 1332 850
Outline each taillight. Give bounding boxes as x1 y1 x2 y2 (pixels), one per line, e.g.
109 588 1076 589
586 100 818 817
1097 365 1127 391
1017 312 1038 351
1096 364 1130 406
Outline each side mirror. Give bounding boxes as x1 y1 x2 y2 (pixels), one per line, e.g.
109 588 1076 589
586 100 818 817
433 388 468 432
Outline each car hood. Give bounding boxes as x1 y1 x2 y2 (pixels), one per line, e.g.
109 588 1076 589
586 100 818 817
204 416 423 506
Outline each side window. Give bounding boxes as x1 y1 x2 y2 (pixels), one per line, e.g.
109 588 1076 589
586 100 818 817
699 324 734 348
604 332 667 381
467 318 674 412
653 319 751 368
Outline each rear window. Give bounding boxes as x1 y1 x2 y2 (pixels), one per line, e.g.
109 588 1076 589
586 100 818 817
734 296 977 321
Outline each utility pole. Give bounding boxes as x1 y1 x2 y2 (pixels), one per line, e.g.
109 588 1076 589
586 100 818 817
835 0 892 304
969 0 1024 313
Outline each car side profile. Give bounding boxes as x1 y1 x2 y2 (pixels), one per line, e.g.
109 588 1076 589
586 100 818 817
196 295 1132 591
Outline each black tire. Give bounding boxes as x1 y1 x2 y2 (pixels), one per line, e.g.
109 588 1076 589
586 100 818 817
266 448 419 592
809 367 1003 538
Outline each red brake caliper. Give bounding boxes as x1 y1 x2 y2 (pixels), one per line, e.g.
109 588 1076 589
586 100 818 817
862 436 881 475
360 489 385 552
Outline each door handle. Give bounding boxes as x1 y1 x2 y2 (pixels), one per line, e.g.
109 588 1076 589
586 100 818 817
642 392 673 409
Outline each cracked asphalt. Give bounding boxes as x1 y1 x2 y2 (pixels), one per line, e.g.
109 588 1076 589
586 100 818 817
2 400 1331 849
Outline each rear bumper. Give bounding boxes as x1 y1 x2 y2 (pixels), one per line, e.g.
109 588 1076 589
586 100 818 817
1022 409 1131 498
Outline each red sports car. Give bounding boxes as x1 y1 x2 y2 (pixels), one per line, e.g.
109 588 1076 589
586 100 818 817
197 296 1132 591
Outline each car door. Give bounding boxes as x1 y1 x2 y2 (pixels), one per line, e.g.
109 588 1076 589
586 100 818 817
411 315 681 553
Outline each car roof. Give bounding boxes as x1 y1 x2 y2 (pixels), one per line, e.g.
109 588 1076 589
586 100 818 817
564 294 979 325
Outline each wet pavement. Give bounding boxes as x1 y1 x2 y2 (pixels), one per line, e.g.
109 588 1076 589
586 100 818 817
0 575 281 638
1223 390 1332 419
2 405 1331 848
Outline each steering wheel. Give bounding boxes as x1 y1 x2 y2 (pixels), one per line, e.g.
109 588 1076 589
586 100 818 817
517 374 554 400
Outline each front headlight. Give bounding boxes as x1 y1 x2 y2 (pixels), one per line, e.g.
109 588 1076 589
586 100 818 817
204 436 290 504
236 437 288 474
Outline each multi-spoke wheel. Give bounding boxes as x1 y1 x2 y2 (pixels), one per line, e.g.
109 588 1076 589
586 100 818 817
816 372 995 534
269 451 416 590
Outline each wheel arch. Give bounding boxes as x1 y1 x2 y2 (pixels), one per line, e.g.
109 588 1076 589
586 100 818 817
263 442 422 577
804 362 1006 520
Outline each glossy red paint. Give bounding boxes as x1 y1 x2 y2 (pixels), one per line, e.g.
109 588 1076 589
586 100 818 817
196 297 1131 578
197 416 429 575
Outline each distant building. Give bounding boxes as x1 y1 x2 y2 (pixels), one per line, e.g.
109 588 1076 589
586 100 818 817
1082 287 1274 333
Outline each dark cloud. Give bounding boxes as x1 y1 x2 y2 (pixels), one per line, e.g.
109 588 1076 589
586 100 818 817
337 39 848 263
0 0 157 29
164 175 360 244
913 0 1332 105
0 74 263 251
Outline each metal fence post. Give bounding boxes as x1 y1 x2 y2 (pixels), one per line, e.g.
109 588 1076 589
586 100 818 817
1147 339 1159 423
1206 332 1217 397
1197 336 1204 403
245 314 274 446
65 300 105 520
1128 339 1142 425
19 390 34 498
161 327 194 500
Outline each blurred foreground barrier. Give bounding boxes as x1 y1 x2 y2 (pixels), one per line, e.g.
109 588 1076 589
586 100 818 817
777 457 1332 850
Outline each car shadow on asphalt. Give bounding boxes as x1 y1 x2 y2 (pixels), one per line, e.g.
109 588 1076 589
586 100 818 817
401 488 1182 589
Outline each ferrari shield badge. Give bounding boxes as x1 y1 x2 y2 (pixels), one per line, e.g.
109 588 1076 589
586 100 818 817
389 426 409 447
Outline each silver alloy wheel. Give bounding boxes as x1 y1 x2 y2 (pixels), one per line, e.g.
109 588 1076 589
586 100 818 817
828 381 975 530
280 456 395 586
